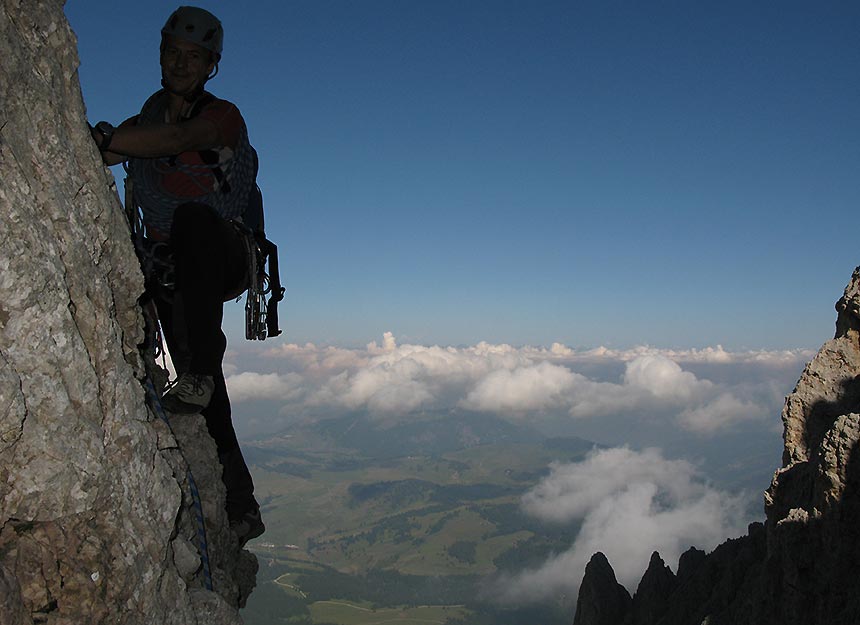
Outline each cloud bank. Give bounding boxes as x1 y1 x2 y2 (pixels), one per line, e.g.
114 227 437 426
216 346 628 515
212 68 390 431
223 335 804 605
226 332 809 434
492 447 751 603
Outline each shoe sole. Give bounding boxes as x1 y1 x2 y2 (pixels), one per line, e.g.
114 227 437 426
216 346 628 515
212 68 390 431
160 395 209 414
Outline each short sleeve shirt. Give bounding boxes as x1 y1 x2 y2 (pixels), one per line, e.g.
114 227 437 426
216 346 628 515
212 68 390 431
128 90 256 237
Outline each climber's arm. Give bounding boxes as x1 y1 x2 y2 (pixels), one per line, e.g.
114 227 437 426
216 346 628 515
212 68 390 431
92 116 137 166
94 115 219 164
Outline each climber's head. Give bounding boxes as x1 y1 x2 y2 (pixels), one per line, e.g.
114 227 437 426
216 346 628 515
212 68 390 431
159 6 223 98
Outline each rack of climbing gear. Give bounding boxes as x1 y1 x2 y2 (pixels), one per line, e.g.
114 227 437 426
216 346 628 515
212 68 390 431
233 220 284 341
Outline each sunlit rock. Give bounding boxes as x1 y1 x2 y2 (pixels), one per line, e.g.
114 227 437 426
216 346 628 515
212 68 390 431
0 2 255 622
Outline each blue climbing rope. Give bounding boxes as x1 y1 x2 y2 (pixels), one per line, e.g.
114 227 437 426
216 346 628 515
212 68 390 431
144 378 214 591
185 470 213 590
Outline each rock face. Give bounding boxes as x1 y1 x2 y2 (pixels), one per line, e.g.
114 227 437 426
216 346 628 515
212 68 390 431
573 552 632 625
628 553 675 625
572 270 860 625
0 2 255 624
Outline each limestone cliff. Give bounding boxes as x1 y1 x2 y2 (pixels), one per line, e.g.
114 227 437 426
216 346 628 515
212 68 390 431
0 2 255 623
573 270 860 625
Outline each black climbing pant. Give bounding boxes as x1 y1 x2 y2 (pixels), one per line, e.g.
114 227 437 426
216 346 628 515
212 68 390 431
154 202 258 520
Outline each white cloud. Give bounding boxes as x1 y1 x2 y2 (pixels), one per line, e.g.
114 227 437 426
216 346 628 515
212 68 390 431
338 364 433 413
462 361 580 413
564 377 643 418
305 339 534 415
366 330 398 353
496 447 750 603
225 371 305 403
262 341 369 373
541 355 716 420
550 344 813 366
229 333 809 432
521 447 697 521
622 355 711 400
678 393 763 433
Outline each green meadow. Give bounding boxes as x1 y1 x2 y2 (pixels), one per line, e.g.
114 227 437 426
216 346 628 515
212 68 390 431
241 414 592 625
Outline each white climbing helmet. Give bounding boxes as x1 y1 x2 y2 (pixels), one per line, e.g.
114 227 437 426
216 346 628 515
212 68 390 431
161 6 224 60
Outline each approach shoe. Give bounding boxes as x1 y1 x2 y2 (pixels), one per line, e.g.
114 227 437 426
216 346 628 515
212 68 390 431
161 372 215 414
231 507 265 547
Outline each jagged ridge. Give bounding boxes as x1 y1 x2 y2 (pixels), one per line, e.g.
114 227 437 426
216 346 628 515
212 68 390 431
573 269 860 625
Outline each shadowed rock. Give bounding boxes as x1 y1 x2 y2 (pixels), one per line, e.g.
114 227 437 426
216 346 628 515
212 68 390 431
676 547 706 583
573 552 632 625
572 268 860 625
627 552 676 625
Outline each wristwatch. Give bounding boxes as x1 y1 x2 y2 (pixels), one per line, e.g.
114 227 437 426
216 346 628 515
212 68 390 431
95 121 115 151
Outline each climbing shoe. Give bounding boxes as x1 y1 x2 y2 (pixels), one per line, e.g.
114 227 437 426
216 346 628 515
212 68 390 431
231 507 265 547
161 372 215 414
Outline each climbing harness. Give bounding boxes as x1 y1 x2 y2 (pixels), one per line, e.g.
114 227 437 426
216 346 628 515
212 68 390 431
125 173 284 341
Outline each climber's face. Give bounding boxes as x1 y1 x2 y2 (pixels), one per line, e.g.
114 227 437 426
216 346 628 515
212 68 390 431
160 35 215 97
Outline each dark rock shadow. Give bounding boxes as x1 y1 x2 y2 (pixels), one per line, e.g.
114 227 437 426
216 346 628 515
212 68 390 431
574 375 860 625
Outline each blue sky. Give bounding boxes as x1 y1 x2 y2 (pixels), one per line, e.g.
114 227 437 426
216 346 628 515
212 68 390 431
66 1 860 350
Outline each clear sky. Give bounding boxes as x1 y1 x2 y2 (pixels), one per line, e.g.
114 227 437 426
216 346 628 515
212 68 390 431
66 1 860 351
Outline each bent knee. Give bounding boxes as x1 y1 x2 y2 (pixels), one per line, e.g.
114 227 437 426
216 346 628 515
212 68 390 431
171 202 219 241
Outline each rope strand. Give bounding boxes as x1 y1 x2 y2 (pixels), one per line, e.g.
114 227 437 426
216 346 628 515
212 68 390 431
144 378 214 591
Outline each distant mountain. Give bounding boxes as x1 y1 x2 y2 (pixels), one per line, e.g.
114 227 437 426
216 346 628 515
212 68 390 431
309 411 548 457
245 410 580 457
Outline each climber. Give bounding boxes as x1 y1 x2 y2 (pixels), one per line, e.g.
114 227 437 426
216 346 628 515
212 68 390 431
90 5 264 545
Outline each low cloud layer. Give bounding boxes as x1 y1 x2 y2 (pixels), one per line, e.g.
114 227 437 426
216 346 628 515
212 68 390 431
492 447 751 603
226 332 810 434
223 335 805 605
